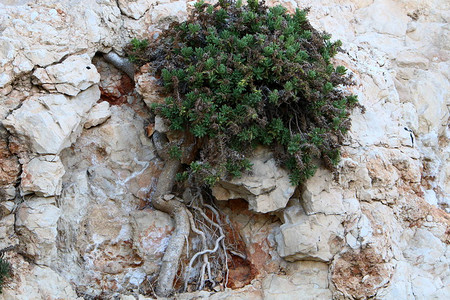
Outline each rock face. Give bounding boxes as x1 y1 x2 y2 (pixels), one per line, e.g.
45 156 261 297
20 156 65 196
33 54 101 96
0 0 449 299
212 148 295 213
3 86 100 154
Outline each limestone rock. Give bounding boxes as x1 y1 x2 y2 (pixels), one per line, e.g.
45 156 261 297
0 0 449 299
84 101 111 129
1 255 80 300
33 54 100 96
135 64 164 109
117 0 156 20
15 197 61 265
149 1 187 24
263 262 332 300
276 204 345 262
20 155 65 196
0 129 20 188
212 148 295 213
301 168 345 215
0 214 18 249
130 209 173 274
331 247 394 299
0 201 14 216
3 85 100 154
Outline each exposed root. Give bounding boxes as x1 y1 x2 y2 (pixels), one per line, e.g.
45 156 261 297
152 132 190 297
151 131 243 296
182 191 230 292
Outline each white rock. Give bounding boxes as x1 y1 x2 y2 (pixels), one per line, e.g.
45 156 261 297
3 85 100 154
84 101 111 128
117 0 156 20
423 189 438 206
0 214 18 249
130 209 173 274
15 197 61 265
276 205 344 262
356 0 408 37
150 1 187 24
1 262 80 300
154 115 169 133
20 155 65 196
408 71 449 135
0 201 15 215
33 54 100 96
346 233 359 249
212 147 295 213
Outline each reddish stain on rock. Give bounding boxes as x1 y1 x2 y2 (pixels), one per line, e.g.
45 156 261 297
99 75 134 106
99 86 128 106
0 140 20 186
332 247 392 299
227 255 255 289
118 75 134 95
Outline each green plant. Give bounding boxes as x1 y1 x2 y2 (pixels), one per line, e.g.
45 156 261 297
128 0 361 186
0 257 11 293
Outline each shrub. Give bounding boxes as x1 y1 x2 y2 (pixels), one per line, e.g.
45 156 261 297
127 0 361 186
0 257 11 293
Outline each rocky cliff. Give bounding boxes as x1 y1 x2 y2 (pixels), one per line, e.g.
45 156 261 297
0 0 448 299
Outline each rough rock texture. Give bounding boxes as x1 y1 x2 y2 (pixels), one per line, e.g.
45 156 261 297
33 54 101 96
212 148 296 213
2 86 100 154
0 0 449 299
20 155 65 196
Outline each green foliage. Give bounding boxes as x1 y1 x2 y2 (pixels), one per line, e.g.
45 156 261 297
0 257 11 293
128 0 360 186
169 145 182 160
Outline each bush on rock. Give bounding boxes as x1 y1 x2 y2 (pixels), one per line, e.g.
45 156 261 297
128 0 360 186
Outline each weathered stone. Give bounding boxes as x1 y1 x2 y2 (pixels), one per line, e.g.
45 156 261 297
117 0 156 20
149 1 187 24
20 155 65 196
0 214 18 249
3 85 100 154
84 101 111 129
130 209 173 274
212 147 295 213
301 168 345 215
0 200 14 216
0 0 449 299
0 131 20 187
15 197 61 265
276 201 345 262
135 64 164 109
331 247 393 299
33 54 100 96
1 254 80 300
263 267 332 300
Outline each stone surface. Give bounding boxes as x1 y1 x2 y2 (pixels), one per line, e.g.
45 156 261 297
1 254 80 300
20 155 65 196
84 101 111 128
135 63 165 109
33 54 100 96
130 209 173 274
212 148 295 213
0 0 449 299
276 200 345 262
117 0 156 20
15 197 61 265
3 85 100 154
263 262 332 300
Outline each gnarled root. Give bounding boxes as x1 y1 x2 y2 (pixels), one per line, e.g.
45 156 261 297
153 192 190 297
152 133 191 297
